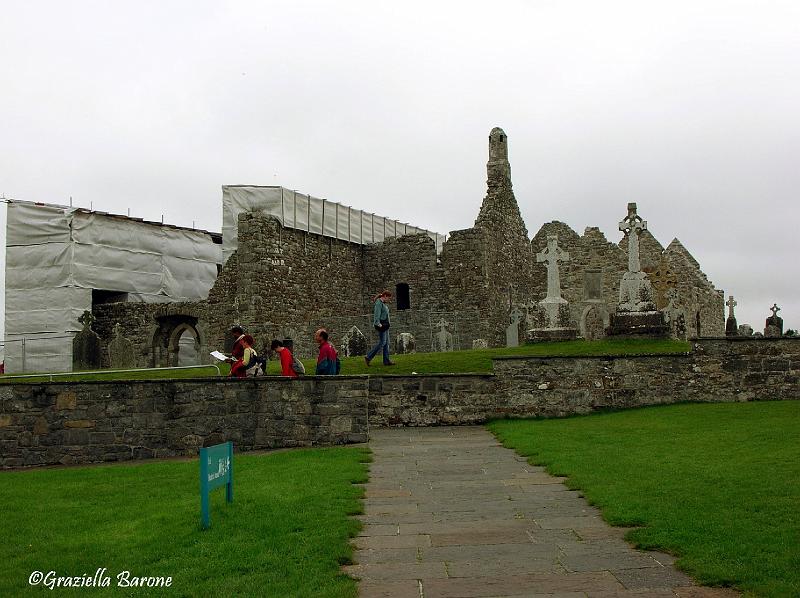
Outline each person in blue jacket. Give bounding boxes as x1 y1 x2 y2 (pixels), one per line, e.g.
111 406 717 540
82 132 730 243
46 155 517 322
365 290 395 366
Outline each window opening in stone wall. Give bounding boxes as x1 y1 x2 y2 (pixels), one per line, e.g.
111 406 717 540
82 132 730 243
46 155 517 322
583 269 602 300
396 283 410 310
92 289 129 306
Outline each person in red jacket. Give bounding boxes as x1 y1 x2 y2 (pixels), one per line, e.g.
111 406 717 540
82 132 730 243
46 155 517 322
314 329 340 375
227 325 257 378
270 339 299 378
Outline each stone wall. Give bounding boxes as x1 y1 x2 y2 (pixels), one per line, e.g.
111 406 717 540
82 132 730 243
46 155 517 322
1 339 797 468
493 337 800 417
0 377 368 468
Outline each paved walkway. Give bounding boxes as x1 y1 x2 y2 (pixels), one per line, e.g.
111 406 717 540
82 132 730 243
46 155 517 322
345 427 737 598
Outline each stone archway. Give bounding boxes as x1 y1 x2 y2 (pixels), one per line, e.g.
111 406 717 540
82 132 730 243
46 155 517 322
150 315 205 368
168 323 201 367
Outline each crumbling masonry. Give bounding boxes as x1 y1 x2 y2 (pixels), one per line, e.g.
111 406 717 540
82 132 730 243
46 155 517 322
92 128 724 365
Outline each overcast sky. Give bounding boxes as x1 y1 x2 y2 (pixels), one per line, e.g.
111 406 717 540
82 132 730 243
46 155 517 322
2 0 799 340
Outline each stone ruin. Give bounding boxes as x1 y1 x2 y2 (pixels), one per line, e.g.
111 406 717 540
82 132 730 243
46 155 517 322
59 128 730 367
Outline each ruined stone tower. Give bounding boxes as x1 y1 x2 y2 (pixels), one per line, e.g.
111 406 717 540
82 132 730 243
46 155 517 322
474 127 534 344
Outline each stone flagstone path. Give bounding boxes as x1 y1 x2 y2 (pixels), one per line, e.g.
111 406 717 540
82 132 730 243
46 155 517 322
345 426 738 598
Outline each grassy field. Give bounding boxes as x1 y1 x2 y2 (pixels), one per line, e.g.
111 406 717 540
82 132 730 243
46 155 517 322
0 338 690 382
0 447 370 597
488 401 800 598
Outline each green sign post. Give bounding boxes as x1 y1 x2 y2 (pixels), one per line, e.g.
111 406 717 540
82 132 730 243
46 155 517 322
199 441 233 529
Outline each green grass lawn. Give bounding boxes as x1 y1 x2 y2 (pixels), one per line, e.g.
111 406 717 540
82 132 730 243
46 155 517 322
1 338 690 382
0 447 370 597
488 401 800 598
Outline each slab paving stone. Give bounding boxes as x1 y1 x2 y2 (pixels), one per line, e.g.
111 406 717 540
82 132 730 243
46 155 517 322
354 534 432 550
348 426 739 597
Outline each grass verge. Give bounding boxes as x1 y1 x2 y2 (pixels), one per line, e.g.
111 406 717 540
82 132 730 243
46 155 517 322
0 447 370 597
488 401 800 598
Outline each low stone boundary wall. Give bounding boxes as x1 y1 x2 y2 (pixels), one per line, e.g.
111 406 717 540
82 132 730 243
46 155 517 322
1 339 797 468
493 337 800 417
0 377 370 468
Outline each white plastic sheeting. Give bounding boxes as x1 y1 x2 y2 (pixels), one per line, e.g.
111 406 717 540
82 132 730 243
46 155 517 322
222 186 446 264
4 200 222 373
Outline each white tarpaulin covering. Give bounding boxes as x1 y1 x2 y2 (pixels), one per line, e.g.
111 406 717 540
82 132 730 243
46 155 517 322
222 186 446 264
4 200 222 373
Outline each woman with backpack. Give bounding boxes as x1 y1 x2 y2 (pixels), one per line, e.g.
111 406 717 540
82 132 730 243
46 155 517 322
270 339 302 378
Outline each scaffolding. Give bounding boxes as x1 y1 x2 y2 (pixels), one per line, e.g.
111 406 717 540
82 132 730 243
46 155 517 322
222 186 446 264
4 200 222 373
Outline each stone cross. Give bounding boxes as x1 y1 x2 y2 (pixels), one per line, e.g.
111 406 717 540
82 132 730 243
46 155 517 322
770 303 781 318
78 310 95 330
619 202 647 274
536 235 569 300
510 307 524 325
726 296 737 319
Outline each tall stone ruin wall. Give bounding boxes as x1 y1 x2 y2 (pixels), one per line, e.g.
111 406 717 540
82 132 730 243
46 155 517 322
88 128 725 361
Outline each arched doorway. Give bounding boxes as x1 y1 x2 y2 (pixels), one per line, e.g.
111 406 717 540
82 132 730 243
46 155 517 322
150 314 204 368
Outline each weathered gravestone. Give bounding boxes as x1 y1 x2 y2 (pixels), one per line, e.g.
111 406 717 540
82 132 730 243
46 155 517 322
764 303 783 337
663 289 688 340
340 326 367 357
395 332 416 354
73 311 103 370
530 234 577 341
725 295 738 337
738 324 754 336
433 319 454 352
108 323 136 369
505 307 524 347
607 203 668 337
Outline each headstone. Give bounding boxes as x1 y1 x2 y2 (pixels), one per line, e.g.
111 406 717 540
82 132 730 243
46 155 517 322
73 311 103 370
582 306 605 340
764 303 783 337
738 324 754 337
433 318 454 352
725 295 738 336
505 307 524 347
395 332 416 354
340 326 367 357
663 289 687 340
472 338 489 349
108 323 136 369
606 203 668 337
529 235 577 341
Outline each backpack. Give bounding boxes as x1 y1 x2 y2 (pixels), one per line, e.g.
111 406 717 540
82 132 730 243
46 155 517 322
291 354 306 375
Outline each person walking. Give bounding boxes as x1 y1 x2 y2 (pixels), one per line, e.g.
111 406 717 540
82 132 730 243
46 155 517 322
365 290 395 366
314 329 340 375
270 339 299 378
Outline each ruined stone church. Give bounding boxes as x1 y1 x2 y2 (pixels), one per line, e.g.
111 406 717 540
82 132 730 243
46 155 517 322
4 128 724 372
91 127 721 366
